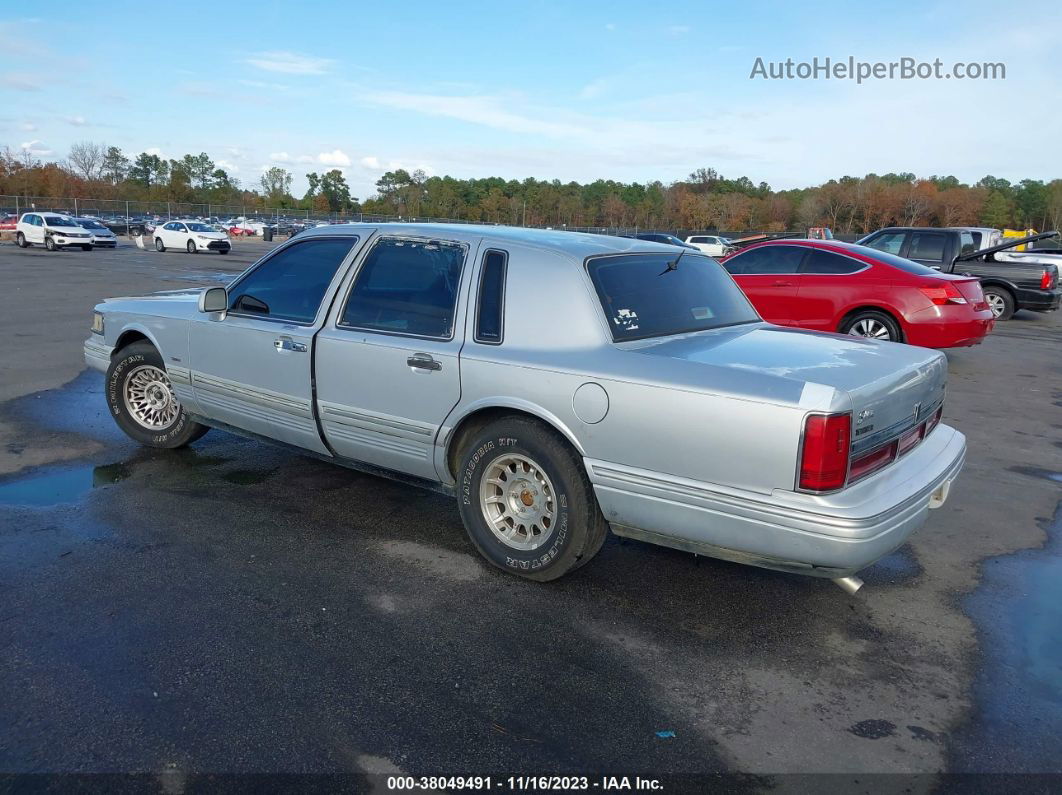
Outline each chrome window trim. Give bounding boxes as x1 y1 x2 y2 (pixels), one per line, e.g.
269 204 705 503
224 234 360 326
333 234 469 343
473 248 508 346
723 243 809 276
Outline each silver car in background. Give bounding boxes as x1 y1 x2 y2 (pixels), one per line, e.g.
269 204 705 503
85 224 965 589
74 217 118 248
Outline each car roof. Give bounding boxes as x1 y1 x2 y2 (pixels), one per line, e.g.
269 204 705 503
297 222 688 256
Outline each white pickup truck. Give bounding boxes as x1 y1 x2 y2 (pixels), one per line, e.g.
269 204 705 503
684 234 734 257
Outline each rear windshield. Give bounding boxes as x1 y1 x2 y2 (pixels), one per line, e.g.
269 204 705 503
848 244 942 275
586 252 760 341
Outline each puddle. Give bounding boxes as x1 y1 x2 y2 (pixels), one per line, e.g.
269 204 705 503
0 462 130 507
949 501 1062 771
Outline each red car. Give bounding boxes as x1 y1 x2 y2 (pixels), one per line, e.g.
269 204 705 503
719 239 994 348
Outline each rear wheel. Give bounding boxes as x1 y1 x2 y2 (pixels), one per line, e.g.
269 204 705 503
982 286 1015 321
106 341 209 448
455 417 608 581
155 237 165 252
15 232 27 248
186 240 197 254
840 310 901 342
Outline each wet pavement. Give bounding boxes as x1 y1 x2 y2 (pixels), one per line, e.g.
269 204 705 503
0 242 1059 785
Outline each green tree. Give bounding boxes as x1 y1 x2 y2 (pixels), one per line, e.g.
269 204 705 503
980 191 1012 228
320 169 354 211
259 166 293 205
102 146 130 185
129 152 166 187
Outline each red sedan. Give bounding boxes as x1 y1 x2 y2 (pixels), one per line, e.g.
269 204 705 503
720 239 994 348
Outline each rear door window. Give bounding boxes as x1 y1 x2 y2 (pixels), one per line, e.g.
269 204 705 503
339 237 466 339
907 233 947 264
723 245 806 275
800 249 863 274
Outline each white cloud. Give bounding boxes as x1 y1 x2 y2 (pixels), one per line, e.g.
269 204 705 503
361 90 589 139
20 121 36 131
317 148 351 166
65 115 88 126
20 139 51 156
666 24 691 35
604 22 616 31
238 78 290 91
269 151 292 162
244 50 333 75
215 159 239 173
579 78 610 100
1 72 42 91
144 147 163 157
360 156 382 170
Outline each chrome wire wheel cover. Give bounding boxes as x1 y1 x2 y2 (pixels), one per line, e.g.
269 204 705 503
986 293 1006 317
848 318 892 340
479 454 557 551
123 364 181 429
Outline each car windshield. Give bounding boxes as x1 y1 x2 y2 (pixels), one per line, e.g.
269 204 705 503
78 219 106 229
186 223 212 232
586 252 760 341
46 217 77 227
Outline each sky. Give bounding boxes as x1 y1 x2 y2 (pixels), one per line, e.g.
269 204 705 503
1 0 1059 200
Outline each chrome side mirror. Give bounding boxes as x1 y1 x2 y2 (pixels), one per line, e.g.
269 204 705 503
198 286 228 313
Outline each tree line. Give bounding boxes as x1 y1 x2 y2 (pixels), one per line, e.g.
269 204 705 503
3 141 1060 233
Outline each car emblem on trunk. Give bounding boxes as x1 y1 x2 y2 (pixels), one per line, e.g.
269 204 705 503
913 402 922 422
856 409 874 424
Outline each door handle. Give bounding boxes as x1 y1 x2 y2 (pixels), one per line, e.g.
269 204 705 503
274 337 307 353
407 354 442 372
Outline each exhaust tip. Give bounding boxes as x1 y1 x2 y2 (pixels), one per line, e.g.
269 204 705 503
832 576 864 595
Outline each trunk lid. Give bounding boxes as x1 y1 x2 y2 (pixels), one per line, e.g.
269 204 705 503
625 323 947 451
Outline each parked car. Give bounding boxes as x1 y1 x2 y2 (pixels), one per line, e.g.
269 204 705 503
74 217 119 248
857 227 1061 320
16 212 94 251
625 232 699 249
85 225 965 591
685 234 735 257
227 224 256 237
0 213 17 231
720 239 993 348
153 220 231 254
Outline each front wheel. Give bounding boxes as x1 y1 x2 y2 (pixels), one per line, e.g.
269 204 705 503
81 244 92 252
840 310 901 342
982 286 1015 321
186 240 197 254
155 237 165 252
106 341 209 448
45 236 57 252
455 417 608 581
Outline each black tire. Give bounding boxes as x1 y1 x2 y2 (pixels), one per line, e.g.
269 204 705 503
982 285 1015 321
186 240 197 254
155 237 165 252
219 248 229 254
106 341 209 449
81 244 92 252
455 416 607 581
839 309 901 342
15 232 28 248
45 236 57 252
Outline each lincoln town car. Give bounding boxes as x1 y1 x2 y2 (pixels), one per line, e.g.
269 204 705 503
85 224 966 590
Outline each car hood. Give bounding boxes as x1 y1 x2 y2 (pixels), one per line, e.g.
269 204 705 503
622 322 947 432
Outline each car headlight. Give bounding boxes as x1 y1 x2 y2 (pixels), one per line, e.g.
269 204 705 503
91 311 105 335
197 235 208 239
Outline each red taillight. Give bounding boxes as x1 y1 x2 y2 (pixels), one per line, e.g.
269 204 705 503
926 404 943 435
850 441 897 481
897 423 925 456
919 282 967 306
799 413 851 492
1041 269 1056 290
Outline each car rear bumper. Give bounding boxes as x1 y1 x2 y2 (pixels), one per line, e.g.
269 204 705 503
1015 287 1061 312
586 424 966 578
904 307 995 348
